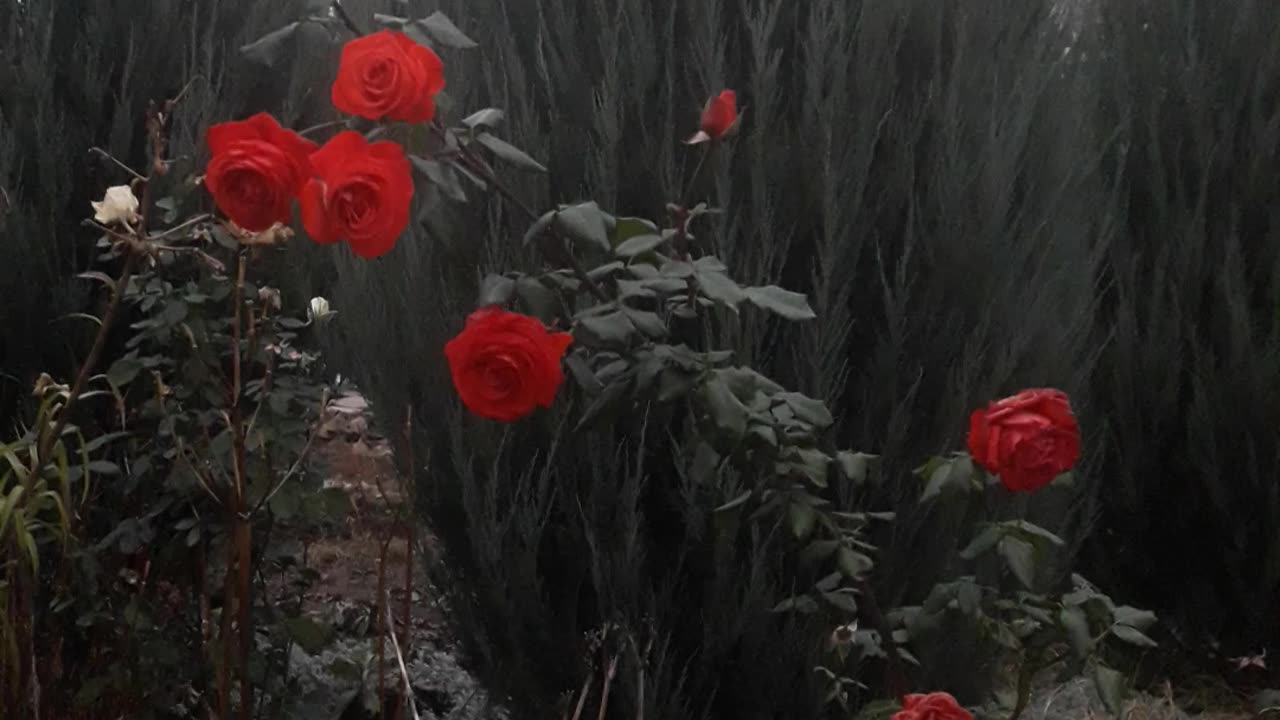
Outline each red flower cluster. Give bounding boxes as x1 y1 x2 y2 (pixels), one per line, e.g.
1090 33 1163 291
204 30 437 258
967 388 1081 493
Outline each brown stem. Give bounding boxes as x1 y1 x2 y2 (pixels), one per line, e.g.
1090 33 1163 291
856 578 909 701
596 655 619 720
377 538 389 718
400 404 415 666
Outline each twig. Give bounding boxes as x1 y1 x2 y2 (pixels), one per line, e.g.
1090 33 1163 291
89 147 146 182
297 119 349 138
569 671 593 720
384 601 422 720
377 537 391 719
148 213 212 241
252 429 317 514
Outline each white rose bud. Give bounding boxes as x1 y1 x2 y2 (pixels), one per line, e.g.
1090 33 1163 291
308 296 334 323
91 185 140 226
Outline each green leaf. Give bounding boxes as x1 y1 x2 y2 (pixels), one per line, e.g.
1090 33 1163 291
409 155 466 202
620 307 667 339
239 22 300 66
479 274 516 306
788 501 816 540
555 202 610 253
920 455 974 502
714 490 753 514
959 526 1004 560
836 451 875 485
772 595 820 614
1112 605 1158 632
107 356 143 387
744 285 816 320
522 210 557 247
462 108 504 129
800 539 841 566
1092 663 1127 717
779 392 834 429
1110 624 1158 648
822 590 859 613
284 616 336 655
696 270 747 308
476 132 547 173
615 234 666 258
573 375 631 432
564 352 603 394
515 276 560 323
1059 606 1093 659
998 536 1036 589
611 217 660 248
575 311 633 348
414 11 478 48
1009 520 1065 547
700 375 750 442
836 546 873 578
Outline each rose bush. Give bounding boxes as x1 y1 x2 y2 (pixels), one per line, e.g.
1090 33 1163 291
204 112 317 231
966 388 1081 493
444 307 573 422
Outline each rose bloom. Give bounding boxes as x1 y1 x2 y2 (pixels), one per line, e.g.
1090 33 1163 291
300 131 413 259
893 693 973 720
204 113 317 231
331 30 445 123
91 185 140 226
967 388 1081 493
685 90 739 145
444 307 573 422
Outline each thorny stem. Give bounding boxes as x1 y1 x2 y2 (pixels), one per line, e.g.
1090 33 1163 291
596 655 619 720
385 601 422 720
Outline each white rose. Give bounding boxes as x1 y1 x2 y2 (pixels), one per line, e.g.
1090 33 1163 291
91 185 140 226
308 296 334 323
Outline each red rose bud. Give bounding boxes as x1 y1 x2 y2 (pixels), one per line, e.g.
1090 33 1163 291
331 30 446 123
300 131 414 259
445 307 573 423
893 693 974 720
685 90 740 145
204 113 317 232
966 388 1082 493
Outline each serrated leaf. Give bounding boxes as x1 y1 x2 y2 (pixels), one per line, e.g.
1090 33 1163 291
920 456 973 502
772 595 820 614
415 11 478 49
714 490 753 514
615 234 666 258
515 276 560 323
239 23 300 67
620 307 667 339
999 536 1036 589
611 217 660 248
1009 520 1065 546
779 392 834 429
555 202 609 252
744 285 816 320
462 107 504 128
476 133 547 173
106 357 143 387
823 590 859 613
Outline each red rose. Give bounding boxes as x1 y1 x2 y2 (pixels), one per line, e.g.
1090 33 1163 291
300 131 413 259
967 388 1081 493
444 307 574 422
893 693 973 720
331 30 445 123
685 90 739 145
204 113 317 231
